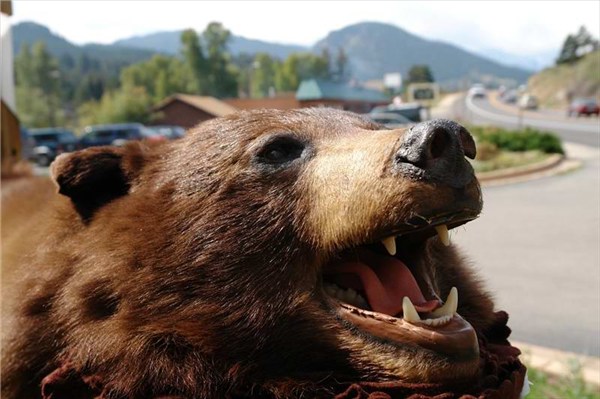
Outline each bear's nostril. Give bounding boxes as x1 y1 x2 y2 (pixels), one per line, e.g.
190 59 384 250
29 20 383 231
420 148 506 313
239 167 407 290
428 127 449 160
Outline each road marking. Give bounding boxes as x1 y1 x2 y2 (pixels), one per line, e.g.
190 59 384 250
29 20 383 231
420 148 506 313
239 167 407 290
465 96 600 134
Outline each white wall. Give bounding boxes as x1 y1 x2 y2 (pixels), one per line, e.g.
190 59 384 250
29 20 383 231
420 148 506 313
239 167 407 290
1 12 16 112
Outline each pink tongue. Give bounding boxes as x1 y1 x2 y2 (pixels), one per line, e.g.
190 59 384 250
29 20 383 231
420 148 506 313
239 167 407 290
326 249 439 316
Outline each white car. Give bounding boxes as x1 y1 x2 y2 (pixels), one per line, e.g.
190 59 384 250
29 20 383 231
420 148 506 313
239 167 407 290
468 84 486 98
518 94 538 110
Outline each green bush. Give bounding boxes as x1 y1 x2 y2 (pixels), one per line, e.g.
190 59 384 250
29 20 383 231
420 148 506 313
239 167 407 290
468 126 564 155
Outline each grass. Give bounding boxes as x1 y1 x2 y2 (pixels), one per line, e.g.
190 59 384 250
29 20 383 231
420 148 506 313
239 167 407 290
470 149 550 173
526 360 600 399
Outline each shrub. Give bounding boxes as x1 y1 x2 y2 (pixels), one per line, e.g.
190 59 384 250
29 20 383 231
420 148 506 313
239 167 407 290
474 141 499 161
469 126 564 154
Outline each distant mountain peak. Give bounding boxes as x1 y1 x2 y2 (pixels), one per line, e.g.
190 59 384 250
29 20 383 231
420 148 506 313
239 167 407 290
314 21 531 87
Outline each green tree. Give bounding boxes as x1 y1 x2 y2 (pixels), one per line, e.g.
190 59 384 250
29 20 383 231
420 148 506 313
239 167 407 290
233 53 255 97
556 26 599 65
251 53 279 98
120 55 189 102
181 28 208 93
77 85 152 126
556 34 579 64
275 52 332 92
14 42 64 127
407 65 435 84
202 22 238 98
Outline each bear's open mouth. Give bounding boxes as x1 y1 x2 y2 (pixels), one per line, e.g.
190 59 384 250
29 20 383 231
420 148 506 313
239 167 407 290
321 210 480 359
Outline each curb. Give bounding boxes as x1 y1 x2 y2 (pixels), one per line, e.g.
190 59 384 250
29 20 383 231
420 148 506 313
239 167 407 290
475 154 581 187
514 341 600 386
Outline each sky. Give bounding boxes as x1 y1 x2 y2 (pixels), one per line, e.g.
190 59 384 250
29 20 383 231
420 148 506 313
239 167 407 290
9 1 600 69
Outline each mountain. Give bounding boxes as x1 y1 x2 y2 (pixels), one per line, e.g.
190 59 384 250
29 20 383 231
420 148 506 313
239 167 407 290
13 21 533 90
12 22 157 67
114 31 308 59
313 22 532 87
478 47 557 71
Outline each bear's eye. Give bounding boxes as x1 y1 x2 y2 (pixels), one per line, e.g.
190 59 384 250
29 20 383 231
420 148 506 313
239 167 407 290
257 137 305 165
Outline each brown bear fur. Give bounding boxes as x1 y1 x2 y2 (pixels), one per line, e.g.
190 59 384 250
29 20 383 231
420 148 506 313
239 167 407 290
1 109 501 398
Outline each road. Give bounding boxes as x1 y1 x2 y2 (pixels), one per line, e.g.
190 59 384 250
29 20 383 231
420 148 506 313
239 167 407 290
455 94 599 147
435 94 600 356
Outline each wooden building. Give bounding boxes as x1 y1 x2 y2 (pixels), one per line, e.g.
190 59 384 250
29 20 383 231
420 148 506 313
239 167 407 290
152 94 238 128
224 93 299 110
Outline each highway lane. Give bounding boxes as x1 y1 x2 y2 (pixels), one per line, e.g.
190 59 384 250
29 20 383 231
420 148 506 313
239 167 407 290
435 95 600 356
464 95 600 147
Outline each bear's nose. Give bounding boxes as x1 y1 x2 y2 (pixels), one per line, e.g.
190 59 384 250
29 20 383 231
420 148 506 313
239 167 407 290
394 119 477 188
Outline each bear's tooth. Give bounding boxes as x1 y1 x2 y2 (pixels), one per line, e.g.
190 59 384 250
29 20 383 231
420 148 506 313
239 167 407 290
431 287 458 318
402 297 421 323
435 225 450 246
381 236 397 256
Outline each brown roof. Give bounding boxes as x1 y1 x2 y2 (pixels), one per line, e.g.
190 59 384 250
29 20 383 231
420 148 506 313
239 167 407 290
154 94 238 117
224 93 299 111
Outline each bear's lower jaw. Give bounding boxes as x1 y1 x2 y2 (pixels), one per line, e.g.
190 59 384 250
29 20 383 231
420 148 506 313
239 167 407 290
337 302 478 358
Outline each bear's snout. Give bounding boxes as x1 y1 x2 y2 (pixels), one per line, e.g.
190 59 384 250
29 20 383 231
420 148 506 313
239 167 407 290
394 119 476 188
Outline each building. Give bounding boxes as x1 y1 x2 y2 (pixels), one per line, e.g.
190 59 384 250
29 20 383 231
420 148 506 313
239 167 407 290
152 94 238 128
224 93 299 111
1 0 21 172
154 80 390 126
295 79 390 113
224 80 390 113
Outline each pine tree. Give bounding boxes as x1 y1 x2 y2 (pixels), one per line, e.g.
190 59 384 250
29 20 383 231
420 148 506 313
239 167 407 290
181 29 207 93
202 22 238 98
14 42 64 127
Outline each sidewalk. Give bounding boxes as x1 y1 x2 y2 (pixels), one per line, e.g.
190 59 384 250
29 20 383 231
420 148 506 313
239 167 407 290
515 341 600 386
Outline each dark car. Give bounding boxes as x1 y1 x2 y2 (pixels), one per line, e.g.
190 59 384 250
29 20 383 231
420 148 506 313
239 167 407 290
28 128 79 166
500 89 518 104
20 128 36 162
368 113 414 129
370 103 423 123
79 123 164 148
147 125 186 140
568 98 600 117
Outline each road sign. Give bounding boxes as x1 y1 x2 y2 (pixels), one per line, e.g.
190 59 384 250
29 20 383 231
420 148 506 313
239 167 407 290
384 73 402 90
407 83 440 107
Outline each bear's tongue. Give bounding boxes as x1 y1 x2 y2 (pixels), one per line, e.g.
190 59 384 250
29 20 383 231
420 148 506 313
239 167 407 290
325 249 439 316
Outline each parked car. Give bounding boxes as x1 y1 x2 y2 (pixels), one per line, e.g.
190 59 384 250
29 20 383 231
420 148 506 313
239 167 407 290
370 103 423 123
20 127 36 162
367 113 414 129
568 98 600 117
28 128 79 166
147 125 186 140
518 94 539 110
468 84 486 98
79 123 164 148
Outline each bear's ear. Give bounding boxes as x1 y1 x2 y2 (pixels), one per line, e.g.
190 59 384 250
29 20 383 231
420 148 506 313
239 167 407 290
50 143 147 221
